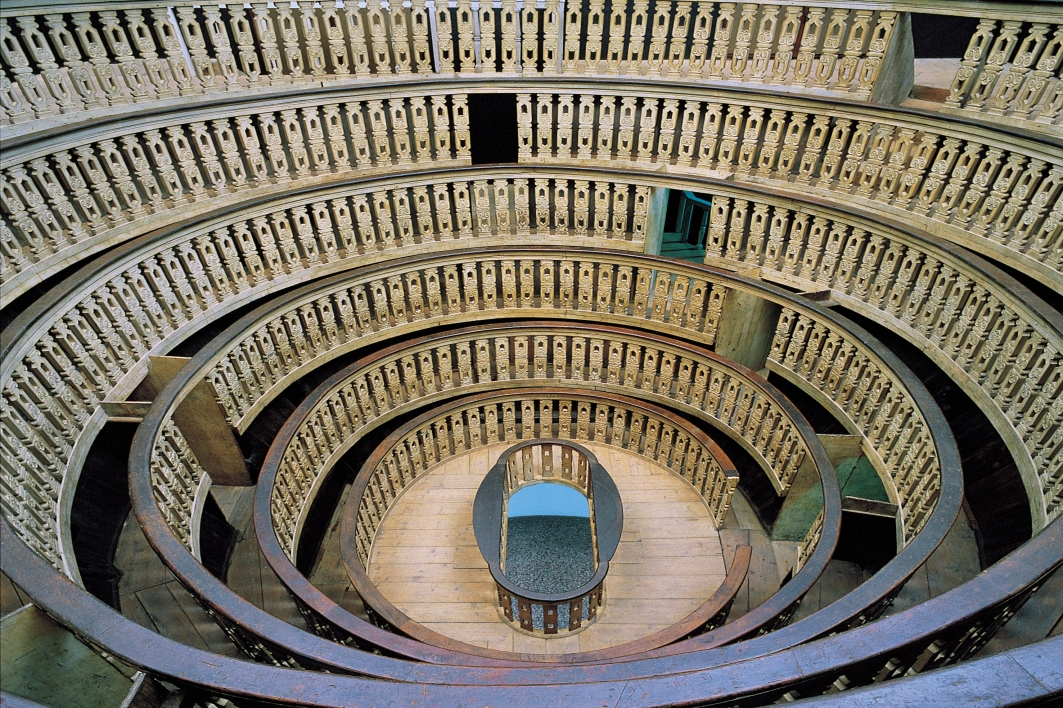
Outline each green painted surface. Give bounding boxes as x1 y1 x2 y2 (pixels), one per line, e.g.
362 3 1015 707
838 456 891 502
772 456 890 541
1 605 132 708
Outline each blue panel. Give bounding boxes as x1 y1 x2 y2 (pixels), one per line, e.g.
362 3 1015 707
507 483 590 518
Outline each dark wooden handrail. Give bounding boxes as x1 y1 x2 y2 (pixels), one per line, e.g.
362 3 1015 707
3 512 1059 703
299 387 744 663
121 247 966 682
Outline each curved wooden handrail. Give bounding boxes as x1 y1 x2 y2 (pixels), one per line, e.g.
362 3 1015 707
318 388 740 662
3 510 1059 703
123 246 961 680
248 319 836 664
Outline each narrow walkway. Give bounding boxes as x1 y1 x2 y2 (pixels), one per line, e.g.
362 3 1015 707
114 485 309 656
366 443 726 655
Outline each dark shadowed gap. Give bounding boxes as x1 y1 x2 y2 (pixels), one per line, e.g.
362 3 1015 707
70 421 139 610
199 494 238 582
911 14 980 59
469 93 519 164
836 306 1032 567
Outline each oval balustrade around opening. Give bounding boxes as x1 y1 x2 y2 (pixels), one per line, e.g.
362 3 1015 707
111 246 961 679
332 388 751 664
473 439 622 635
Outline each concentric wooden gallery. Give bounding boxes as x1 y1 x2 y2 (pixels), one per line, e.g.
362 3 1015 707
0 1 1061 705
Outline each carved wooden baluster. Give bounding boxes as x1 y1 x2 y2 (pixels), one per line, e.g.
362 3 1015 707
855 12 898 98
642 0 667 75
249 4 286 84
201 6 242 90
342 4 372 76
955 149 1007 229
780 212 810 275
675 101 700 167
769 7 801 85
945 19 997 108
540 0 561 74
667 1 693 78
735 106 763 176
452 94 472 159
729 3 758 80
966 21 1022 110
520 0 539 72
572 181 590 236
692 102 722 169
933 141 984 221
1014 27 1063 121
556 94 575 155
584 0 606 73
577 95 596 159
499 0 519 72
604 0 626 75
73 11 129 105
811 9 847 89
427 95 450 160
632 185 651 244
555 181 571 232
393 99 416 165
480 0 498 72
532 179 549 230
13 16 75 114
748 5 779 83
706 2 734 80
635 97 658 163
562 0 582 73
688 3 712 78
626 0 650 74
835 10 872 93
172 6 222 93
657 99 679 164
988 24 1046 115
454 0 475 70
42 15 99 109
387 0 414 74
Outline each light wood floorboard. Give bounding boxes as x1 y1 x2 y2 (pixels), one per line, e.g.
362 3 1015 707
366 442 725 654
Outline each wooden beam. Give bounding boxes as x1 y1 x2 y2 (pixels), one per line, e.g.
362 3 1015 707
142 357 251 487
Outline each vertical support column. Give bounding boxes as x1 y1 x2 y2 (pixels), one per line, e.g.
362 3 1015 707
714 289 781 373
642 186 668 255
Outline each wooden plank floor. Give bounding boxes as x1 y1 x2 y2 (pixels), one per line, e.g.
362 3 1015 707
366 443 726 655
212 486 311 632
114 513 243 657
114 486 309 657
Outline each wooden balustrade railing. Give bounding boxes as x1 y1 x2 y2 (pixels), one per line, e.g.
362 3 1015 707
262 387 746 663
347 393 737 570
0 93 474 303
698 186 1063 526
1 2 1060 137
2 81 1058 301
0 0 908 127
2 231 969 582
123 253 919 672
520 90 1063 286
255 322 814 557
119 249 969 673
770 310 940 538
944 19 1063 135
8 158 1039 579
